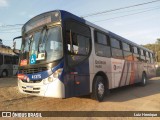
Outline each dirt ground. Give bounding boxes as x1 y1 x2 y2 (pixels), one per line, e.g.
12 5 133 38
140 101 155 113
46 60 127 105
0 77 159 119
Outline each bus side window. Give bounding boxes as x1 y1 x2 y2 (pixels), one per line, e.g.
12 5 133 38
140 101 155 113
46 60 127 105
145 51 150 63
122 42 133 61
65 20 91 66
133 46 140 61
140 49 145 62
150 53 154 63
95 31 111 57
0 54 3 65
111 38 123 59
12 56 19 64
4 55 12 64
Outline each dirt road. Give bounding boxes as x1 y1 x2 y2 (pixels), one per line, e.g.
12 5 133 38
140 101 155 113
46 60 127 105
0 77 159 112
0 77 17 88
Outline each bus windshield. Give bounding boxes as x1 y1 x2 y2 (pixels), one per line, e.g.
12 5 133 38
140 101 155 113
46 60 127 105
20 26 63 65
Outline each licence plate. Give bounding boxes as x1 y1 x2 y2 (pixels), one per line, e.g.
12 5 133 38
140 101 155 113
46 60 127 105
26 86 33 90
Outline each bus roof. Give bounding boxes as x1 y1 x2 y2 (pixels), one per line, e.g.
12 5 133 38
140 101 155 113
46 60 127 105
23 10 153 53
60 10 153 53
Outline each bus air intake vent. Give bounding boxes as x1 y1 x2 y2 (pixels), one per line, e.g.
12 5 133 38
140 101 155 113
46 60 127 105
20 67 48 74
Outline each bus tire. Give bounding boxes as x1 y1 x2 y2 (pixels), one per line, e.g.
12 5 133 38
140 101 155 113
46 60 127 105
1 70 8 78
91 76 105 102
140 73 147 86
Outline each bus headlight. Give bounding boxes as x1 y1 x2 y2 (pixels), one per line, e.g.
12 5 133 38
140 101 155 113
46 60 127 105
43 68 63 85
43 77 53 84
48 77 53 82
53 68 63 78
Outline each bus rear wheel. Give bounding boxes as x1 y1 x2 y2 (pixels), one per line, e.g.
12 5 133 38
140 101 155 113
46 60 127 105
140 73 147 86
1 70 8 78
91 76 105 102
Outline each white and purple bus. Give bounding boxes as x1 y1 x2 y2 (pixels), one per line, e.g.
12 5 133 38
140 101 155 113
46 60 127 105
13 10 156 101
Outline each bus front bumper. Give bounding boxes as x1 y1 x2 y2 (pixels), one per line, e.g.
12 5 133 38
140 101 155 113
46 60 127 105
18 77 65 98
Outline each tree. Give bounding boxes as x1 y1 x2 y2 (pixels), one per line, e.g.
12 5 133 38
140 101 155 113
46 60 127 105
156 38 160 44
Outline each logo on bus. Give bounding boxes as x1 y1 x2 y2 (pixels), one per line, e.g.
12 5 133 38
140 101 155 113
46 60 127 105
32 74 41 79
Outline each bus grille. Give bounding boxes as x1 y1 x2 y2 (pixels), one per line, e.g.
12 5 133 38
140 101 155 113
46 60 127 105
23 90 40 94
19 67 48 74
22 79 42 83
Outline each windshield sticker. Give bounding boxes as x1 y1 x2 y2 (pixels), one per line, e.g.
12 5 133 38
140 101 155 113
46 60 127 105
20 59 27 66
36 53 45 60
30 54 36 64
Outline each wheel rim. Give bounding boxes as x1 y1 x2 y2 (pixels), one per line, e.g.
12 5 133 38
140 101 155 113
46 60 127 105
143 76 146 84
98 82 104 97
2 71 7 77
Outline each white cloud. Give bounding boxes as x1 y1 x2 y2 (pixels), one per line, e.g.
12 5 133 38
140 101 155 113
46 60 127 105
0 0 8 7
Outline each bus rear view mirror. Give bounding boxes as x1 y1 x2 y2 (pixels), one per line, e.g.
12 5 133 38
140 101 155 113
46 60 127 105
13 36 22 54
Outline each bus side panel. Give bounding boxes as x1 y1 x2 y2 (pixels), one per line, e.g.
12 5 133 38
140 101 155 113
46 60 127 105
89 55 112 91
111 58 125 88
64 59 90 98
120 61 128 86
133 62 139 83
147 63 156 79
89 27 112 92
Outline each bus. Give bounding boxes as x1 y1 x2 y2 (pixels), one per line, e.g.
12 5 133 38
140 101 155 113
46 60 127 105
0 53 19 77
13 10 156 101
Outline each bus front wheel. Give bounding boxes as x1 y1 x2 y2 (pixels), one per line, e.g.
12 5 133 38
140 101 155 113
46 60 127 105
1 70 8 78
91 76 105 102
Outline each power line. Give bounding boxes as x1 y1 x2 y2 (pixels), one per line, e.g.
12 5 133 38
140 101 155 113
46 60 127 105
92 5 160 16
82 0 160 18
0 27 21 31
0 24 23 28
0 31 21 33
94 7 160 22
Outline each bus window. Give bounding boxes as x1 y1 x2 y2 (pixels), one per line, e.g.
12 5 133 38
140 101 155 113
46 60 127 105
65 21 91 66
111 38 121 49
123 43 133 61
12 56 19 64
145 51 150 63
96 32 107 45
0 54 3 65
111 38 123 59
133 46 140 61
150 53 154 63
133 47 138 54
67 33 90 65
123 42 130 51
140 49 145 62
95 31 111 57
4 55 12 64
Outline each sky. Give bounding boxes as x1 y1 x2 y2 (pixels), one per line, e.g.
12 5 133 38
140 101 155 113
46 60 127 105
0 0 160 49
